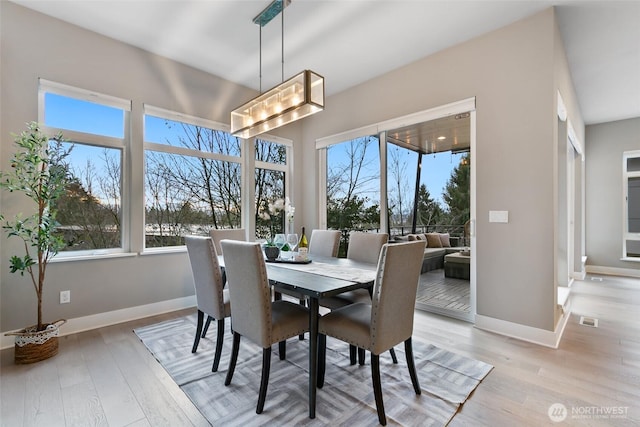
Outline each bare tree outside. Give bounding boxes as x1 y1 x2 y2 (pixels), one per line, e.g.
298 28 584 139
254 139 287 240
387 145 414 232
55 145 122 250
326 136 381 255
144 119 242 247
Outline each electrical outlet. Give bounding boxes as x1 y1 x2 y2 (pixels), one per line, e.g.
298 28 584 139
60 290 70 304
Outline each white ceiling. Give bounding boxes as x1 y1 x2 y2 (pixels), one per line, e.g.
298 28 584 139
12 0 640 125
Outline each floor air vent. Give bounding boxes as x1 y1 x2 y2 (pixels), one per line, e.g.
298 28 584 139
579 316 598 327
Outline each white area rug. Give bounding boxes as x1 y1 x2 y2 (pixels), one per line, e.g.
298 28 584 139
134 314 492 426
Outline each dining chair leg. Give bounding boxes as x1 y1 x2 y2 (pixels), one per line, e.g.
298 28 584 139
389 347 398 364
358 347 365 365
256 347 272 414
371 353 387 426
192 310 204 353
317 334 326 388
224 332 241 386
278 340 286 360
202 315 213 338
211 319 225 372
349 345 357 365
404 338 421 394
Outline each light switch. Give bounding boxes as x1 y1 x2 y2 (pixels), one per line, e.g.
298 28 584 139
489 210 509 223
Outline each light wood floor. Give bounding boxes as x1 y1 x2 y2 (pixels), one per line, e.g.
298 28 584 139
1 274 638 426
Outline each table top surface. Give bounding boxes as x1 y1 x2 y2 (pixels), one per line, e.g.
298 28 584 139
219 254 377 299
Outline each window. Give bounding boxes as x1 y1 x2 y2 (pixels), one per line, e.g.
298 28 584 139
624 151 640 259
39 79 129 256
387 143 418 236
326 135 381 232
143 106 242 249
254 138 290 240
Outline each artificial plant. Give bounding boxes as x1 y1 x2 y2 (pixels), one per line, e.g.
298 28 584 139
0 122 72 331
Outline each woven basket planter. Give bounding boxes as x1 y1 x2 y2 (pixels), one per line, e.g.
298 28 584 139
7 320 66 364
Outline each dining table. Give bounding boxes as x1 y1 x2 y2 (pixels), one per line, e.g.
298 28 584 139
219 253 377 419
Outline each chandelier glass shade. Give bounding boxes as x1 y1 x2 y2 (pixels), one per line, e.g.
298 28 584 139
231 69 324 138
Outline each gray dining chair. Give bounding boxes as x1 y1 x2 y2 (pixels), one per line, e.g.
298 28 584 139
210 228 246 255
308 229 341 257
319 231 388 310
206 228 246 337
184 236 231 372
319 231 389 364
317 240 426 426
221 240 310 414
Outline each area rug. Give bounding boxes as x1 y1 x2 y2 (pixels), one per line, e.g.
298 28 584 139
134 314 492 426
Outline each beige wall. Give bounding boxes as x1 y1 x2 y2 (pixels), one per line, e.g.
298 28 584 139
586 118 640 272
1 3 584 336
302 8 583 331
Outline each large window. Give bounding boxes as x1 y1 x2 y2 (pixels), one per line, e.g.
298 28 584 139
387 143 418 235
143 106 242 249
40 79 129 255
38 83 293 256
624 151 640 259
325 136 381 250
254 138 290 240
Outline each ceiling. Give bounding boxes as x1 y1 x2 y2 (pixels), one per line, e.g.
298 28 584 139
388 114 471 155
12 0 640 126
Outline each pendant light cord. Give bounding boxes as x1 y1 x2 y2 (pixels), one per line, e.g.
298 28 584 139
258 0 287 92
259 25 262 93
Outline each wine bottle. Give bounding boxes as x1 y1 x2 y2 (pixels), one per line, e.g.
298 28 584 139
298 227 309 260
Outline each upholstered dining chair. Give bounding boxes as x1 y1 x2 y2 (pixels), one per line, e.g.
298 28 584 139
184 236 231 372
210 228 246 255
308 229 342 257
317 240 426 426
319 231 389 365
221 240 310 414
319 231 388 310
206 228 246 337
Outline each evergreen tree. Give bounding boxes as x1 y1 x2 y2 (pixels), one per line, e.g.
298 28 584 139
415 184 443 229
442 154 470 226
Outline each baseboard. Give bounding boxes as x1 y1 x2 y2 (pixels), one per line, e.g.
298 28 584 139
475 310 571 349
1 296 196 350
586 265 640 278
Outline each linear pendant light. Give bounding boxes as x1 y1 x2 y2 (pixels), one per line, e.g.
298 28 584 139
230 0 324 138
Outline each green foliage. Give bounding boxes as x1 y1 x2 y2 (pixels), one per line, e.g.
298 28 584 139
0 122 73 330
415 184 443 227
327 194 379 232
442 154 470 226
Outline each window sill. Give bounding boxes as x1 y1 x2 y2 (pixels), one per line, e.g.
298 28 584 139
141 246 188 256
51 252 137 263
620 257 640 263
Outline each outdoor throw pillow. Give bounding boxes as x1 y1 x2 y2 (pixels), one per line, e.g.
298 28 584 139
425 233 442 248
439 233 451 247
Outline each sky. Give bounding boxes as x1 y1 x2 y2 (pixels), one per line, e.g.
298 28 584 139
45 93 463 208
327 137 464 208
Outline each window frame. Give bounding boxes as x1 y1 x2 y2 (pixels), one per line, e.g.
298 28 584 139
623 150 640 261
252 135 294 240
38 79 131 260
142 105 243 252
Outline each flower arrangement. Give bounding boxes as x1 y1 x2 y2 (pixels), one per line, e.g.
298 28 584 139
258 197 294 245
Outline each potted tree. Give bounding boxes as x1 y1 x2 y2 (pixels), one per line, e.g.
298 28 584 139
1 122 73 364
